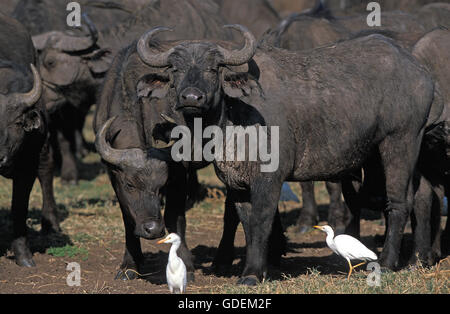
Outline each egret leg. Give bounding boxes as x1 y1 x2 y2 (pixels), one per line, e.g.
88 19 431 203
346 259 353 280
346 260 367 280
352 261 367 270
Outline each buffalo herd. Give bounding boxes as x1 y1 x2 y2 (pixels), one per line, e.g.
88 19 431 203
0 0 448 286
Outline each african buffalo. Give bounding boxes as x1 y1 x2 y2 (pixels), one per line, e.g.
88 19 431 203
134 24 440 284
334 27 450 266
0 12 59 267
269 8 427 52
15 0 233 184
417 3 450 31
264 2 446 240
320 0 444 16
214 0 281 39
14 0 118 183
33 14 109 184
412 29 450 259
94 42 206 280
92 2 238 280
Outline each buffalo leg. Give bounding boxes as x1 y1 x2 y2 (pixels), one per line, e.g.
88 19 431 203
115 213 144 280
342 172 363 238
442 206 450 255
214 189 286 274
164 165 195 281
409 174 443 266
430 184 443 262
57 129 78 185
410 175 433 265
378 134 421 269
236 181 282 285
11 171 37 267
267 207 287 266
295 182 318 233
38 139 60 234
326 181 348 234
74 128 88 159
213 188 240 274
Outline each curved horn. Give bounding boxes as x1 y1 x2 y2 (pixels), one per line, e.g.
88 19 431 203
81 13 99 45
218 25 257 66
16 64 42 107
137 27 174 67
31 14 98 52
95 117 148 169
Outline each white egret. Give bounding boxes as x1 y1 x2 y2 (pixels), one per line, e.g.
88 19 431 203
157 233 187 293
314 225 378 280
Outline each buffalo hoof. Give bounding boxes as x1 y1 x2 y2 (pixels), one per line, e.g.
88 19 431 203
41 217 61 234
408 252 437 267
115 269 139 281
61 178 78 186
12 238 35 267
237 275 259 286
187 272 195 283
379 266 394 274
16 256 36 267
378 256 397 271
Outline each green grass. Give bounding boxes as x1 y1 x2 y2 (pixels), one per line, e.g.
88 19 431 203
47 244 89 261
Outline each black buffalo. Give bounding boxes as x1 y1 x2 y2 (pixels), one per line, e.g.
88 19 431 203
92 3 236 280
0 12 59 267
14 0 234 184
267 2 450 265
134 25 440 284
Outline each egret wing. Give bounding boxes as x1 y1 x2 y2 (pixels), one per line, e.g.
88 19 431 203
167 257 187 293
334 235 377 261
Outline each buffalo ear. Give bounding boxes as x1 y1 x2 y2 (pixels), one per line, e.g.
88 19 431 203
221 67 260 99
136 74 170 99
84 49 113 75
87 59 110 75
23 110 42 132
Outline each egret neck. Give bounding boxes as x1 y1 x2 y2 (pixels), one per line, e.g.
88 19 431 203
324 228 339 255
168 239 182 272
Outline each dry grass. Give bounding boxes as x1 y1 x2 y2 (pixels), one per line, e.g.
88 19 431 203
0 111 448 294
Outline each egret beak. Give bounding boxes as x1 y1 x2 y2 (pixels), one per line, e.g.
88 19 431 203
157 238 168 244
313 225 323 230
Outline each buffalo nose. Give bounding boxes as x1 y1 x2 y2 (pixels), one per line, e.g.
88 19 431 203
179 88 205 107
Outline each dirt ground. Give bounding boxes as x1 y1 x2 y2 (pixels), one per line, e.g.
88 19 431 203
0 212 387 294
0 122 448 294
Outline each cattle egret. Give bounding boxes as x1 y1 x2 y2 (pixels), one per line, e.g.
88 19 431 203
314 225 378 280
157 233 187 293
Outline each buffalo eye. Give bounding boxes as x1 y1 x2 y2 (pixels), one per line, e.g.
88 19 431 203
14 118 23 127
44 58 56 69
124 181 135 191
